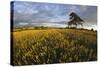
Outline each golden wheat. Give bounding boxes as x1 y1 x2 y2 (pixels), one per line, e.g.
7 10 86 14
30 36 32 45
12 29 97 65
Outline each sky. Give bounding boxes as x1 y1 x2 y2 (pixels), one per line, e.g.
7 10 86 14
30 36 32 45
12 1 97 29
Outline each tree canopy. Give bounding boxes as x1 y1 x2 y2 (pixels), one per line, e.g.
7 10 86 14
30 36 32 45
68 12 85 27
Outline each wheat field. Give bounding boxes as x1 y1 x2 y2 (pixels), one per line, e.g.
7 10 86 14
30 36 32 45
12 29 97 65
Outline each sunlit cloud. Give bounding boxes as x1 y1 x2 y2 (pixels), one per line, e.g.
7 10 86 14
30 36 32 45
41 23 66 28
19 22 29 26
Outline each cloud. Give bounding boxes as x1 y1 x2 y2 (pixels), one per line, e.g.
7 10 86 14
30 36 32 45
40 23 66 28
18 22 29 26
12 1 97 29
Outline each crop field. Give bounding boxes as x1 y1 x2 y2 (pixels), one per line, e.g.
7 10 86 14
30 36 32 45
12 29 97 65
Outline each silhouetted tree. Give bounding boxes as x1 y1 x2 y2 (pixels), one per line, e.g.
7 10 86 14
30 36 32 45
91 28 94 31
68 12 85 28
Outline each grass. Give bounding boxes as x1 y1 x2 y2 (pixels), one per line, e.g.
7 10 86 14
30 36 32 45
12 28 97 66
